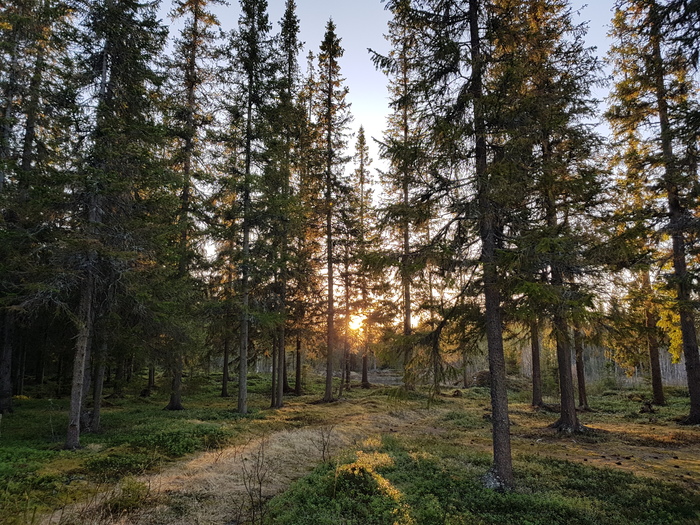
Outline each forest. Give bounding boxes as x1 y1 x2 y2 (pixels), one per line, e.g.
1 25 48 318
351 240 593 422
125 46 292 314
1 0 700 523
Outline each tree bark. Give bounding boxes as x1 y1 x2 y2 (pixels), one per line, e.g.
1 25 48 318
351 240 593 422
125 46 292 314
89 341 106 433
0 312 14 414
79 334 93 430
221 337 230 397
574 327 589 411
146 364 156 394
65 271 95 450
361 350 370 389
530 320 543 407
271 335 280 409
276 326 285 407
282 345 292 393
294 334 303 395
650 19 700 422
471 0 513 490
551 310 581 432
639 271 665 405
164 359 185 411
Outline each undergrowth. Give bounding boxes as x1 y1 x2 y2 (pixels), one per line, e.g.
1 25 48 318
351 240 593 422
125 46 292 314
1 372 698 524
268 433 700 525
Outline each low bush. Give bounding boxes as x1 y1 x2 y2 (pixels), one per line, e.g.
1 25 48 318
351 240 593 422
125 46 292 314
84 452 159 480
267 436 700 525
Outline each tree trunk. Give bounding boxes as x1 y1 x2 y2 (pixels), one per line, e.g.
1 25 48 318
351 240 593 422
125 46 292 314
164 358 185 411
65 272 95 450
0 312 14 414
238 145 251 415
126 354 134 384
401 184 412 389
551 311 581 432
14 342 26 396
640 271 664 405
221 337 230 397
144 363 156 395
35 326 48 385
90 341 106 433
323 196 334 403
294 335 303 396
540 114 580 432
80 334 93 429
113 357 124 397
271 335 280 409
471 0 513 491
650 23 700 423
283 341 292 394
362 350 370 388
276 327 285 407
432 344 441 396
530 320 543 407
574 327 589 411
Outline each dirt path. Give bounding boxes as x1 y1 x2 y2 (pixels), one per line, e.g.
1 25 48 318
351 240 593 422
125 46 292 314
43 400 441 525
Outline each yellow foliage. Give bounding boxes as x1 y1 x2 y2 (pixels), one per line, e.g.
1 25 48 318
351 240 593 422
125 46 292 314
355 450 394 470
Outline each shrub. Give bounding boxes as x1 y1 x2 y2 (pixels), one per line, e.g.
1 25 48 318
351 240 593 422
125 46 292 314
84 453 158 480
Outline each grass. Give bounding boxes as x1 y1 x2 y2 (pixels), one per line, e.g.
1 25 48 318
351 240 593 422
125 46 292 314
1 372 699 524
0 372 288 523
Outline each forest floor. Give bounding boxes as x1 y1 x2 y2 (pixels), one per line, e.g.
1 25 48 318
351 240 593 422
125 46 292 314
2 372 699 525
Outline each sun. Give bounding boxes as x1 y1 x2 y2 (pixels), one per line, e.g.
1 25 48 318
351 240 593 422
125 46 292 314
349 314 365 331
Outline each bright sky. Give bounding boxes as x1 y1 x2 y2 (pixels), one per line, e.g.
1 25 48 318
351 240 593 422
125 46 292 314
159 1 618 169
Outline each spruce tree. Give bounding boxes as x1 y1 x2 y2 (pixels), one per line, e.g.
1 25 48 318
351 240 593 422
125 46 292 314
489 0 603 433
608 0 700 424
64 0 166 448
386 0 515 489
224 0 276 413
372 0 430 389
163 0 223 411
353 126 377 388
316 20 352 403
288 51 324 396
264 0 303 408
0 0 74 415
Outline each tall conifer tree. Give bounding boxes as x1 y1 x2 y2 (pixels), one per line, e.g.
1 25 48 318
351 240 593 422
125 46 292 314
163 0 223 411
316 20 352 403
372 0 429 389
608 0 700 423
65 0 166 448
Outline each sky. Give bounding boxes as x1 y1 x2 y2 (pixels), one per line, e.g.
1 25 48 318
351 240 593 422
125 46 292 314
158 0 618 169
